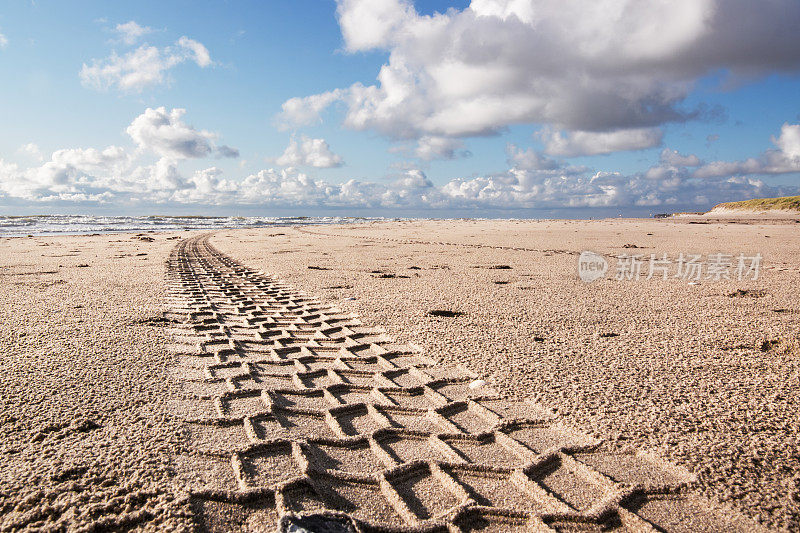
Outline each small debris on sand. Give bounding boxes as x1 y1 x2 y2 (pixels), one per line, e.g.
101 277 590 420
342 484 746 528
761 339 781 352
427 310 464 317
728 288 766 298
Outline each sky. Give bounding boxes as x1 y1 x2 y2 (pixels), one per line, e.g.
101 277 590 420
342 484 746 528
1 0 799 218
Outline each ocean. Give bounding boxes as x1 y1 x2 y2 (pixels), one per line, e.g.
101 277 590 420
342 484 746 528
0 215 383 236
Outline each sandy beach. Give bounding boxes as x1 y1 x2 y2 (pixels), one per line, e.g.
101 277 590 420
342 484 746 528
1 218 798 531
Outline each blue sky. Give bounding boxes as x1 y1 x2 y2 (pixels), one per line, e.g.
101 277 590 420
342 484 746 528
1 0 799 217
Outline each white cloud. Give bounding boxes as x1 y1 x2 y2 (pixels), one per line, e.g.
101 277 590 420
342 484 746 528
80 46 171 92
336 0 415 52
1 147 794 208
115 21 153 45
541 128 664 157
0 29 8 49
143 158 186 191
392 168 432 189
692 159 763 179
16 143 44 162
233 167 436 208
3 111 797 209
660 149 701 167
239 168 346 205
506 144 559 171
773 123 800 161
168 167 238 203
283 0 800 142
80 37 212 92
438 168 785 210
0 146 131 202
0 107 239 204
275 136 344 168
177 36 212 67
277 90 344 129
126 107 237 160
693 122 800 178
414 136 470 160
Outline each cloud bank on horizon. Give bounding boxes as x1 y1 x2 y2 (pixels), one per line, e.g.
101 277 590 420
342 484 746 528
1 0 800 213
2 105 798 209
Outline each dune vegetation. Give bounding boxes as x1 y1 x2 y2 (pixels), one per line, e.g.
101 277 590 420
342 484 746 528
712 195 800 212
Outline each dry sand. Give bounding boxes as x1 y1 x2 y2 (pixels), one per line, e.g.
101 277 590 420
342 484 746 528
210 219 799 530
0 233 195 530
1 218 798 531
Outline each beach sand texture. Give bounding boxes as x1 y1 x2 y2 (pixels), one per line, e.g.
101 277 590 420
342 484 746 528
2 219 798 531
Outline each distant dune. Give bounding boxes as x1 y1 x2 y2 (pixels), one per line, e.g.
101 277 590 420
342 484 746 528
709 195 800 215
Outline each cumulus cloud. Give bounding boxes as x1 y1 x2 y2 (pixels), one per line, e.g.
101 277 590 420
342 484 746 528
660 149 701 167
438 169 787 210
283 0 800 141
2 148 794 208
541 128 664 157
234 167 437 208
126 107 238 160
144 158 186 191
414 136 470 160
0 107 240 204
0 30 8 49
773 123 800 161
80 37 212 92
336 0 415 52
693 123 800 178
277 90 345 129
0 146 130 202
17 143 44 162
3 111 797 210
392 168 432 189
115 21 153 45
275 136 343 168
176 36 212 67
440 129 798 209
506 144 560 171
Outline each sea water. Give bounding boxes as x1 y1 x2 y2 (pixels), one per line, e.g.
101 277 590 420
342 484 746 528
0 215 384 236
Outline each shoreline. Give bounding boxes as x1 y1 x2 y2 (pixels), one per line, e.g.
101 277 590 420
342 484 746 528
3 210 800 238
